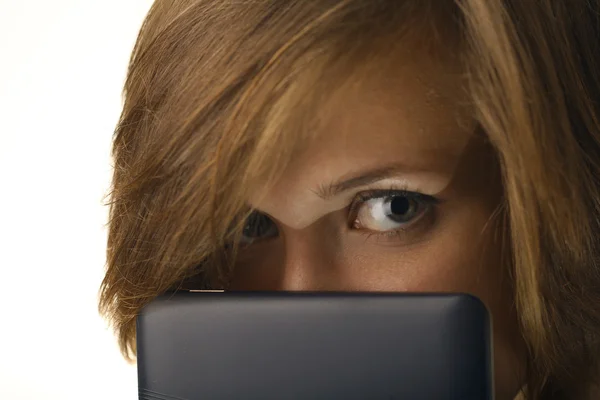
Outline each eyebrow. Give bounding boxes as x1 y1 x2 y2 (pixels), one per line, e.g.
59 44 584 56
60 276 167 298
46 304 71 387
312 163 412 200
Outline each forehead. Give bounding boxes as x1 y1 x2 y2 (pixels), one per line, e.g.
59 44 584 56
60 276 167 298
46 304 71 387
250 52 475 228
311 60 470 169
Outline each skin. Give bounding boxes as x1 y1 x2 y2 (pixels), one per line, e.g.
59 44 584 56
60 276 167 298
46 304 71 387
228 50 526 399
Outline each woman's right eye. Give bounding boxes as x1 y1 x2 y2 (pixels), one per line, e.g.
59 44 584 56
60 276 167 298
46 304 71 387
240 211 279 245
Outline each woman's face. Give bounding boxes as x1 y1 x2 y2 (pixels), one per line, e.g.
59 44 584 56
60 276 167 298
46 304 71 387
228 51 525 399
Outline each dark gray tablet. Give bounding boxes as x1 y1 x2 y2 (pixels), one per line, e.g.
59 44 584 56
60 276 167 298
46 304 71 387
136 292 493 400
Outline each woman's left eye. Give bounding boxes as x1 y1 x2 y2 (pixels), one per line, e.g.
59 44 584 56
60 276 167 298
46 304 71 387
240 211 279 245
349 190 438 234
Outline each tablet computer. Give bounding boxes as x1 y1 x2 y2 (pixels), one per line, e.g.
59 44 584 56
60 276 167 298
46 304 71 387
136 292 493 400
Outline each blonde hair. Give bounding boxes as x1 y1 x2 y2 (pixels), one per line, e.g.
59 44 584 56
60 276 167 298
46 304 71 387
100 1 600 398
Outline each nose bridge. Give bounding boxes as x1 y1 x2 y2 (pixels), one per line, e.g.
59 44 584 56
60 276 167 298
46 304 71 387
278 229 333 291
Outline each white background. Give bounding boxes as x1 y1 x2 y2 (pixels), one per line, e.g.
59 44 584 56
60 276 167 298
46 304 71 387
0 1 155 399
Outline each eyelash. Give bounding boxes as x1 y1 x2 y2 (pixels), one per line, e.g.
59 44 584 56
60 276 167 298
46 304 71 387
347 188 439 241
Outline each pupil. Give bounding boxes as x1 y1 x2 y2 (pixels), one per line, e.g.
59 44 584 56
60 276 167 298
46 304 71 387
389 196 411 216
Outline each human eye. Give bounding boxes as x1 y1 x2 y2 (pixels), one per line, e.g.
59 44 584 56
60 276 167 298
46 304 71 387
239 211 279 245
348 189 439 240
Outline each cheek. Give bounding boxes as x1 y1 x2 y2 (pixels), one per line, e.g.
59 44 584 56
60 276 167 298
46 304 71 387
337 198 500 291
